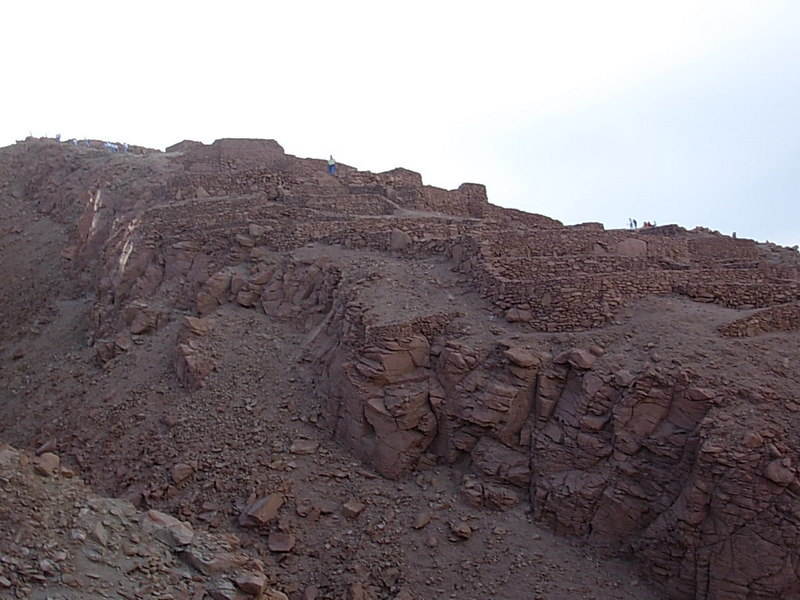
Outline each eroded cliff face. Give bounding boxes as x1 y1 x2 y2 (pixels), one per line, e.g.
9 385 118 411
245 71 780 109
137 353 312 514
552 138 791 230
300 289 800 599
2 137 800 599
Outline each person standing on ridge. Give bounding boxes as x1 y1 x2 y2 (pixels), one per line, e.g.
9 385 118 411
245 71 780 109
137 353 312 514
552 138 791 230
328 155 336 175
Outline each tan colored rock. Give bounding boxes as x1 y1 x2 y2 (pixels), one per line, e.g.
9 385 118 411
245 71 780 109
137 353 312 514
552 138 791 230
765 459 795 485
171 462 194 484
615 238 647 257
91 521 109 547
554 348 596 369
743 431 764 448
140 510 194 548
115 331 133 351
205 271 233 300
174 343 216 390
343 499 366 519
268 531 296 552
471 437 530 486
390 229 411 251
614 369 635 386
505 307 533 323
206 578 238 600
34 439 57 455
241 494 284 526
236 289 260 307
249 223 266 238
450 522 472 541
502 346 539 368
347 582 372 600
236 233 255 247
182 548 247 576
196 291 220 316
129 307 159 334
289 439 319 455
235 571 268 595
184 316 216 336
413 512 432 529
33 452 60 476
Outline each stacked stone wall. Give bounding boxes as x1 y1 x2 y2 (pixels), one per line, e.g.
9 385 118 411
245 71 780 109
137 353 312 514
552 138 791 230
167 171 280 201
688 236 760 261
168 138 289 173
449 233 800 329
418 183 488 217
482 229 688 259
482 204 563 229
488 255 659 281
719 302 800 337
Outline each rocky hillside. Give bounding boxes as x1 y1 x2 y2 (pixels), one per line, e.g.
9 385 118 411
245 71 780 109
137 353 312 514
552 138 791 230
1 137 799 599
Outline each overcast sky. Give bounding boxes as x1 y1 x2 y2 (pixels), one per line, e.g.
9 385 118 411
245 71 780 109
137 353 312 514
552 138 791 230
3 1 799 247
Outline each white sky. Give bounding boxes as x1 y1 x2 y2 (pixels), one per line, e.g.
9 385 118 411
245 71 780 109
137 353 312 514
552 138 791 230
3 1 799 246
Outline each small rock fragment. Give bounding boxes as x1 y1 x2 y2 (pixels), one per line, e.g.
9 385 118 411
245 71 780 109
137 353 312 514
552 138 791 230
289 439 319 455
140 510 194 548
765 459 795 485
33 452 60 476
743 431 764 448
235 571 268 595
171 462 195 484
343 499 366 519
241 494 284 526
413 512 432 529
91 522 109 547
450 522 472 541
268 531 296 553
35 439 57 455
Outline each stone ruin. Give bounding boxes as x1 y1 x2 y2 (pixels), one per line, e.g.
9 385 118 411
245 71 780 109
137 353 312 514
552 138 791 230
2 136 800 599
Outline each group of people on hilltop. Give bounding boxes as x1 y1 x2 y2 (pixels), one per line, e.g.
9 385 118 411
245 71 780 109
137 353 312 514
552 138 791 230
628 218 657 230
102 141 129 153
52 134 129 153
